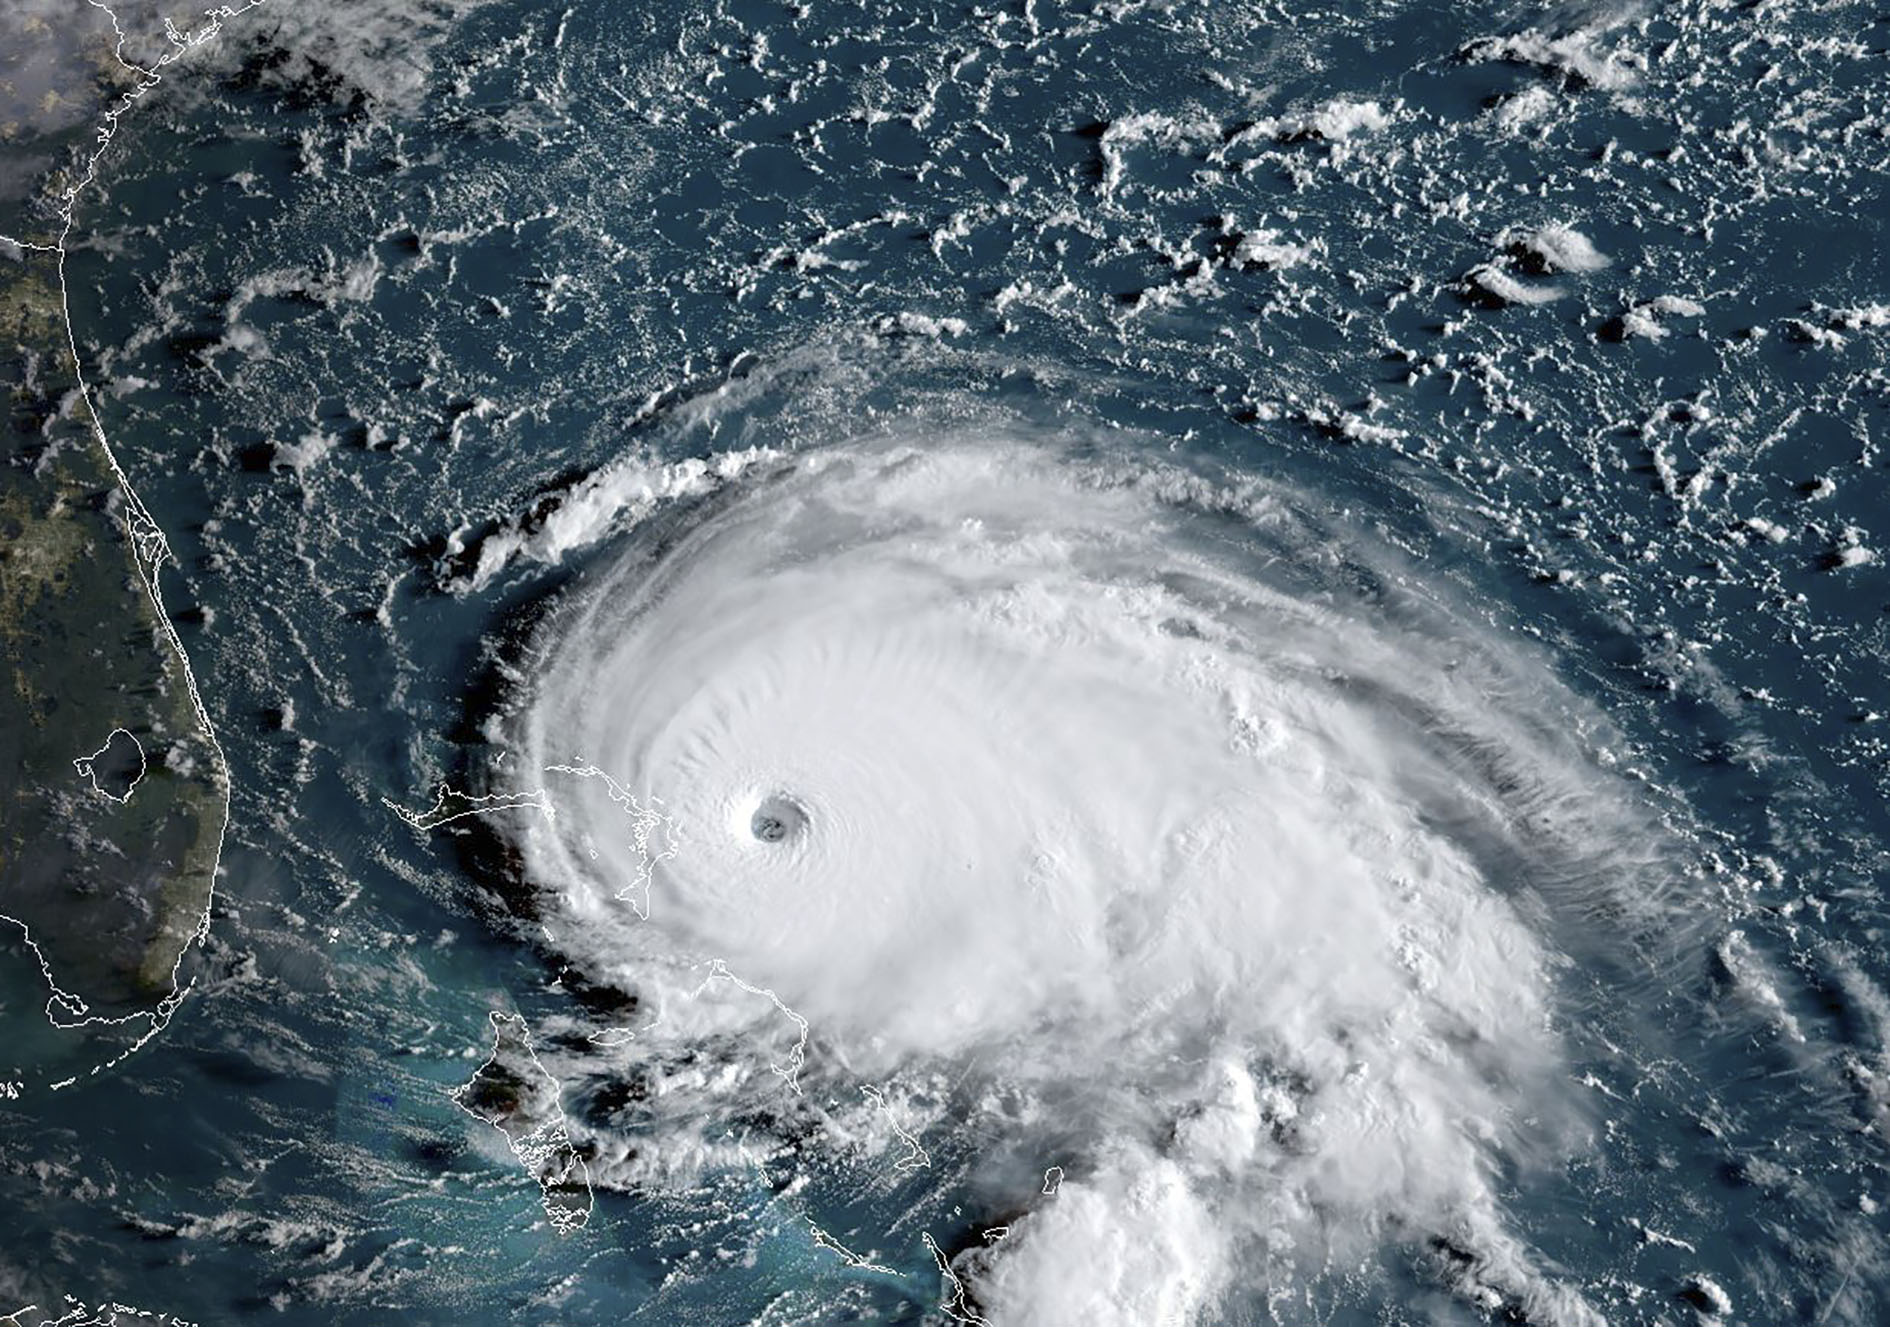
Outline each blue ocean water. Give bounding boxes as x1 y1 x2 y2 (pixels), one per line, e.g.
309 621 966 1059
2 0 1888 1324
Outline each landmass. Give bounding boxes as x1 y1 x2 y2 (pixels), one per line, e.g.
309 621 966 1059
452 1010 594 1234
0 4 234 1084
2 1291 197 1327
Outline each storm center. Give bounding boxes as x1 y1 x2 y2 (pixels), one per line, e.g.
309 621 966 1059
749 793 809 844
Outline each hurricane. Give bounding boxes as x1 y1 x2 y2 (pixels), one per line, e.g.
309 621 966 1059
6 0 1890 1320
496 408 1682 1326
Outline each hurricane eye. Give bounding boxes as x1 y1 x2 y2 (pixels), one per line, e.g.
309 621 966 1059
749 794 807 844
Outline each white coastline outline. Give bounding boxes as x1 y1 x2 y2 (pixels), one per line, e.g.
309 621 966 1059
924 1232 992 1325
0 0 265 1090
71 727 147 804
2 1291 199 1326
694 958 810 1094
447 1008 595 1236
381 781 554 830
541 759 679 918
808 1221 899 1276
860 1083 931 1177
397 772 969 1296
383 763 677 918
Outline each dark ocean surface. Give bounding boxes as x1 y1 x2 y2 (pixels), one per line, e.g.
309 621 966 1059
2 1 1888 1324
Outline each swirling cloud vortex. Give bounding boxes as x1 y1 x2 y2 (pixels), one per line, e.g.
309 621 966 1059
510 434 1654 1326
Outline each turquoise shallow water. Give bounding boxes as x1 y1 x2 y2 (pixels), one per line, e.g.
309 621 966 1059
2 0 1889 1323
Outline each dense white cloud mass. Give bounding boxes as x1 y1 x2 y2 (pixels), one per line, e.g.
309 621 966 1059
91 0 497 108
506 431 1673 1325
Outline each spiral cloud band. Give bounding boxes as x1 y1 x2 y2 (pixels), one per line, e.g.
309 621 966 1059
507 430 1667 1325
